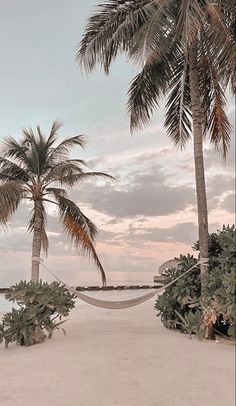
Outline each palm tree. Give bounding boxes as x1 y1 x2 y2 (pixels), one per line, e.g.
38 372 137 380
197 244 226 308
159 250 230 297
77 0 235 288
0 122 114 284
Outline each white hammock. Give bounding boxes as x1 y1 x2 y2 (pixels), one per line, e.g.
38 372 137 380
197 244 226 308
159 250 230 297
39 259 207 310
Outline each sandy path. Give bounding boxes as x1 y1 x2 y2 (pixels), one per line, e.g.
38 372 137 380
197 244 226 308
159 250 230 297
0 299 235 406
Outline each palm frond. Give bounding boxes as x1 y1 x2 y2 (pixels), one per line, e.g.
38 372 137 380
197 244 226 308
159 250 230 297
45 121 62 149
128 0 176 66
22 127 41 177
199 34 232 157
22 126 56 178
1 137 35 173
45 187 68 199
0 157 30 183
164 54 192 148
0 181 25 225
77 0 160 74
175 0 205 48
43 161 86 185
127 61 167 130
55 172 115 188
205 1 236 92
47 135 87 163
57 196 106 285
207 81 231 157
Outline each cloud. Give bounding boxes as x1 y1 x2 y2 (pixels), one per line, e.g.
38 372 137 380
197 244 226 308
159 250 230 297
207 175 235 198
75 164 196 218
128 222 198 245
220 193 235 214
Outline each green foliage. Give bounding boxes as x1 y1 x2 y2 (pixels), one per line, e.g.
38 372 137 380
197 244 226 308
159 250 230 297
155 225 236 338
154 254 202 332
204 225 236 337
175 310 204 339
0 280 75 347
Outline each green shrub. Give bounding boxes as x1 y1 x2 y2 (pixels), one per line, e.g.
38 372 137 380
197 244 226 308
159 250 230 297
154 254 202 332
0 280 75 347
155 225 236 338
204 225 236 337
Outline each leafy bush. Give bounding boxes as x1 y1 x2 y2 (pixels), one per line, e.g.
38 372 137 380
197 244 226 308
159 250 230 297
0 280 75 347
154 254 202 332
155 225 236 338
204 225 236 337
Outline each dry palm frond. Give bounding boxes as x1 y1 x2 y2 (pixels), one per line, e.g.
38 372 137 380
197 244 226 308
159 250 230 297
57 195 106 285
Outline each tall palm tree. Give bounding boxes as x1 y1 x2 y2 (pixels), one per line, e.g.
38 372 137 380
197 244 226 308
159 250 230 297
77 0 235 287
0 122 114 284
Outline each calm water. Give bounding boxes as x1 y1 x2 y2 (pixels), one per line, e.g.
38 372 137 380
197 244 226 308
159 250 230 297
0 294 18 314
0 288 157 316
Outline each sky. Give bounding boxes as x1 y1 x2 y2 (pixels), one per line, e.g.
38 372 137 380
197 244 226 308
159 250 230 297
0 0 235 286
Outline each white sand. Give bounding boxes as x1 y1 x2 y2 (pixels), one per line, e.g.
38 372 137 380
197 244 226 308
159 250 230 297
0 297 235 406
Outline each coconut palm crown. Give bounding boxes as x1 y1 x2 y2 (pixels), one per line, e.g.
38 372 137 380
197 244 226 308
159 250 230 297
0 122 114 284
77 0 235 282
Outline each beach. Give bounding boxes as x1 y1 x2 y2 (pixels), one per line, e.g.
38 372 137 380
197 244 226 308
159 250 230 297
0 294 235 406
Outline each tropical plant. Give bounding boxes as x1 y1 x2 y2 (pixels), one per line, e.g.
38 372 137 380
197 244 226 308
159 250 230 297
0 122 114 283
77 0 235 291
203 225 236 337
155 226 236 338
175 309 204 338
154 254 202 330
0 280 76 347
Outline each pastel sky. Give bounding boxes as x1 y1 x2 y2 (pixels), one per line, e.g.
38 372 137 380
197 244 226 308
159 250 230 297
0 0 235 286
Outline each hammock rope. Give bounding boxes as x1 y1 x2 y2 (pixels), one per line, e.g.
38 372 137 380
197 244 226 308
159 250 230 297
38 258 208 310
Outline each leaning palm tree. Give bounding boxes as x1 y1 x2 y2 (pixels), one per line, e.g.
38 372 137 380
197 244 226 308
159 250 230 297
0 122 114 284
77 0 235 288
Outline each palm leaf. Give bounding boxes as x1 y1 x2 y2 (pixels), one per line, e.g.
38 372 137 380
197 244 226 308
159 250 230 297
206 1 236 92
174 0 205 48
0 181 24 225
56 196 106 285
47 135 87 163
45 187 68 199
198 34 232 157
45 121 62 150
164 53 192 148
129 0 176 66
0 157 30 183
1 137 35 174
78 0 165 74
43 161 86 186
55 172 115 187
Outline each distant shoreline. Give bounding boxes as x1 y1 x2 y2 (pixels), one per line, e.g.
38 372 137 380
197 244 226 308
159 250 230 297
0 284 163 294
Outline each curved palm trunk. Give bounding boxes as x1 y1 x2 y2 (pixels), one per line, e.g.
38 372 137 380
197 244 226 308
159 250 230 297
188 40 209 285
31 199 43 282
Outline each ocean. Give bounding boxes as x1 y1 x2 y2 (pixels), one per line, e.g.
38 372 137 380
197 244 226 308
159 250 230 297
0 288 157 316
0 294 16 314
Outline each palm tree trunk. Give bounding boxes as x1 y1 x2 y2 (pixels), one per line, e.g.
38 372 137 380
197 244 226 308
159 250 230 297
188 40 209 286
189 40 215 340
31 199 43 282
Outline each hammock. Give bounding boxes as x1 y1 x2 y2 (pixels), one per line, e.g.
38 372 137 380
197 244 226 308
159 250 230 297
38 259 208 310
